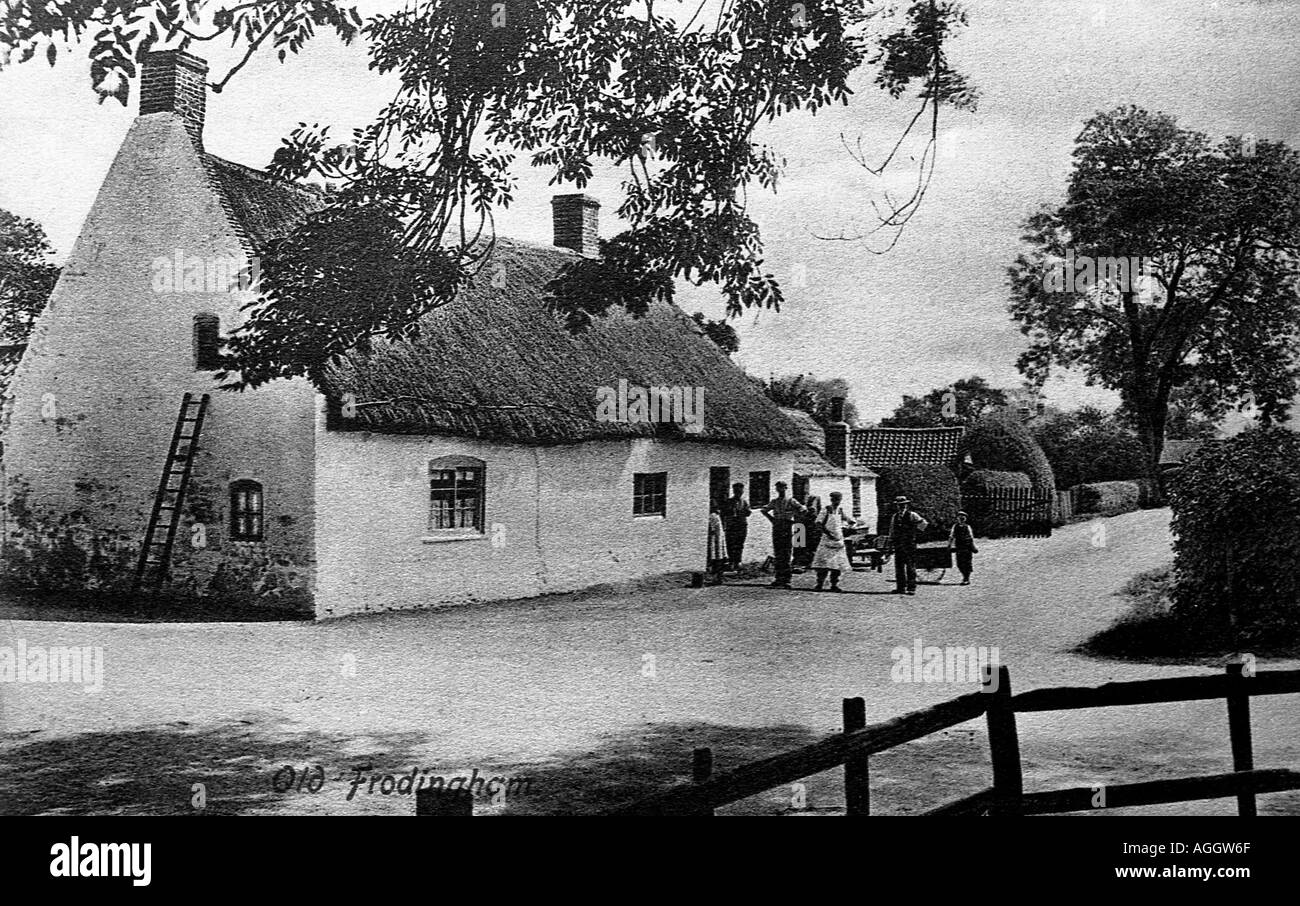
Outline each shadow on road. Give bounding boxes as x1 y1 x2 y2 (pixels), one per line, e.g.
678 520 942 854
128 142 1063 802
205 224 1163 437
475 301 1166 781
0 718 428 815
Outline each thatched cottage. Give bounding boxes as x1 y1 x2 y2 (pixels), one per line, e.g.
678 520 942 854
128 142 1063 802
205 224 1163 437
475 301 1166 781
1 50 803 618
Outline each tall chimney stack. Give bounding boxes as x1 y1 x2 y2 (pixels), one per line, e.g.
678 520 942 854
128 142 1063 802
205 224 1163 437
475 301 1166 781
139 50 208 146
825 396 849 469
551 194 600 257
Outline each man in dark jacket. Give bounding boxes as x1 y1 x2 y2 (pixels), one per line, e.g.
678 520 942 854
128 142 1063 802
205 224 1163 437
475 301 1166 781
720 482 751 571
888 495 928 595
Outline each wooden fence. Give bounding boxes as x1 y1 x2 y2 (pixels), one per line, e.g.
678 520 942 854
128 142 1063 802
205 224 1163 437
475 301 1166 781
962 487 1054 538
607 663 1300 817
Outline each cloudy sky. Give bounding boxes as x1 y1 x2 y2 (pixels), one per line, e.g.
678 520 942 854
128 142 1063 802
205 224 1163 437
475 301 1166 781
1 0 1297 420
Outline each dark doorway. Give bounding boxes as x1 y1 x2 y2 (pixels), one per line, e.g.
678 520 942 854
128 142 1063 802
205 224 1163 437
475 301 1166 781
792 473 809 504
709 467 731 511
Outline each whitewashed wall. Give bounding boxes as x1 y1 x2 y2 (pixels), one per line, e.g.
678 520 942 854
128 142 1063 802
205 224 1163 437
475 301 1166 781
314 403 799 618
2 113 316 606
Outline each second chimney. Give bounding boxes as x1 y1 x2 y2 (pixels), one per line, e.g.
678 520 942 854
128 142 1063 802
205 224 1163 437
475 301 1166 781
140 50 208 146
551 194 600 257
825 396 849 470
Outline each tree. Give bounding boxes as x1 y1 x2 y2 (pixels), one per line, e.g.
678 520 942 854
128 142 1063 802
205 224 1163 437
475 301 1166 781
878 375 1007 427
764 373 859 427
691 312 739 356
1030 405 1147 489
1008 106 1300 477
0 208 60 344
0 1 973 388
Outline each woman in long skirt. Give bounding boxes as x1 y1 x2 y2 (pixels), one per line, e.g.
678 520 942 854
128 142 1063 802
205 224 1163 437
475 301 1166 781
706 505 729 585
811 491 855 592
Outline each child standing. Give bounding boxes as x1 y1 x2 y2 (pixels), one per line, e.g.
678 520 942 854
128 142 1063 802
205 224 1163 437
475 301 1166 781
949 511 978 585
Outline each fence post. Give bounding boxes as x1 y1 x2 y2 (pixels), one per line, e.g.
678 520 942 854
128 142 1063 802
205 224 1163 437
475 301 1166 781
984 664 1023 815
416 786 474 816
843 697 870 816
686 746 715 816
1225 661 1256 817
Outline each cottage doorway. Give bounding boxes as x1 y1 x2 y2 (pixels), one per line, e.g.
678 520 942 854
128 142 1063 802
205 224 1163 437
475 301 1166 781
792 473 809 504
709 467 731 511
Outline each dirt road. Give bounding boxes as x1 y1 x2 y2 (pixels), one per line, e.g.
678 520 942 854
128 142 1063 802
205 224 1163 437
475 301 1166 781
2 508 1296 815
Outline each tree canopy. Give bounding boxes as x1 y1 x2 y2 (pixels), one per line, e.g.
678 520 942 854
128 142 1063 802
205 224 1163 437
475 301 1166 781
1030 405 1147 489
0 0 974 388
763 372 859 426
691 312 739 356
878 375 1007 427
1008 106 1300 472
0 208 60 344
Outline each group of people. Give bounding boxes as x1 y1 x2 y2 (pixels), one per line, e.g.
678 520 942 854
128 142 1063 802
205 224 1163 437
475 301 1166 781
706 482 979 594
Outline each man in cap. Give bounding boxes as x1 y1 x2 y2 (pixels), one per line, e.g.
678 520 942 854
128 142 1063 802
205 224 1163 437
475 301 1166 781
760 480 806 588
888 495 928 595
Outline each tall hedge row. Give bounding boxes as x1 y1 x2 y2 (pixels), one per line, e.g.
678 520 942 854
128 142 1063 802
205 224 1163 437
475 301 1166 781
1168 428 1300 640
965 409 1056 493
1075 480 1141 516
874 464 961 542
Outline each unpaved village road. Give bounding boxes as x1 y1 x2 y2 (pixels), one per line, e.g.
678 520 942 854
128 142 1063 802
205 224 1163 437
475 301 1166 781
2 508 1298 815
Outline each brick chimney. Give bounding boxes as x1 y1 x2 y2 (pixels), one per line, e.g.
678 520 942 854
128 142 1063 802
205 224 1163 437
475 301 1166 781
140 50 208 146
551 194 600 257
824 396 849 469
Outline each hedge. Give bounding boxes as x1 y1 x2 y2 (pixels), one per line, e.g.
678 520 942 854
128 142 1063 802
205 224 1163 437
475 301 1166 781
1168 428 1300 640
1075 480 1141 516
874 464 961 543
1032 414 1148 488
966 409 1056 493
961 469 1031 537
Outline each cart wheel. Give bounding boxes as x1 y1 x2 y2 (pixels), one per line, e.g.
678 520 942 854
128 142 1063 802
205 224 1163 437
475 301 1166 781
917 568 946 585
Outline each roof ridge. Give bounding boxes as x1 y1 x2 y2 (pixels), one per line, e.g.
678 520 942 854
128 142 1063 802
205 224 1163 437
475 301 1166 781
202 152 326 200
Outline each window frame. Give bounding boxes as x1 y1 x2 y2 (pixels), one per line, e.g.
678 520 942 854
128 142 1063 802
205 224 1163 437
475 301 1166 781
193 313 222 372
748 470 772 508
632 471 668 518
229 479 264 542
427 455 486 536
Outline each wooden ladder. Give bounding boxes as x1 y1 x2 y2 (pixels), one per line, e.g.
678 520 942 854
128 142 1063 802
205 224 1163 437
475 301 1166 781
132 393 210 593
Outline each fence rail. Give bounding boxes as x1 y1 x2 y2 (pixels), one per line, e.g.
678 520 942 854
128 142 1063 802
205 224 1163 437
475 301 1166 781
604 663 1300 817
962 487 1053 538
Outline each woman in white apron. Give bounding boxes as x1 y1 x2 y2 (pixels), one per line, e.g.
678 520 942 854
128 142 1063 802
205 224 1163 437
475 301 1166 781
812 491 855 592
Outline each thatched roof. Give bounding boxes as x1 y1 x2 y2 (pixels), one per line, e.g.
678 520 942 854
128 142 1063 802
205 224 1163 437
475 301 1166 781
194 150 800 449
318 239 805 448
202 153 324 252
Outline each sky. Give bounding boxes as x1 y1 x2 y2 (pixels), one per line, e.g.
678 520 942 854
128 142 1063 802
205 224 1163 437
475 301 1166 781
1 0 1297 421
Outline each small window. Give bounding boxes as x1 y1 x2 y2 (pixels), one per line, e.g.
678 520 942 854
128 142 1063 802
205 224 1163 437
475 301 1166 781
194 314 221 371
850 477 862 519
633 472 668 517
429 456 485 532
230 480 263 541
749 471 771 507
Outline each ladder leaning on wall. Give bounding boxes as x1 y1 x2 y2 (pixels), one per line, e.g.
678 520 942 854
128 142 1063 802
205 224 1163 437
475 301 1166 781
132 393 210 594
